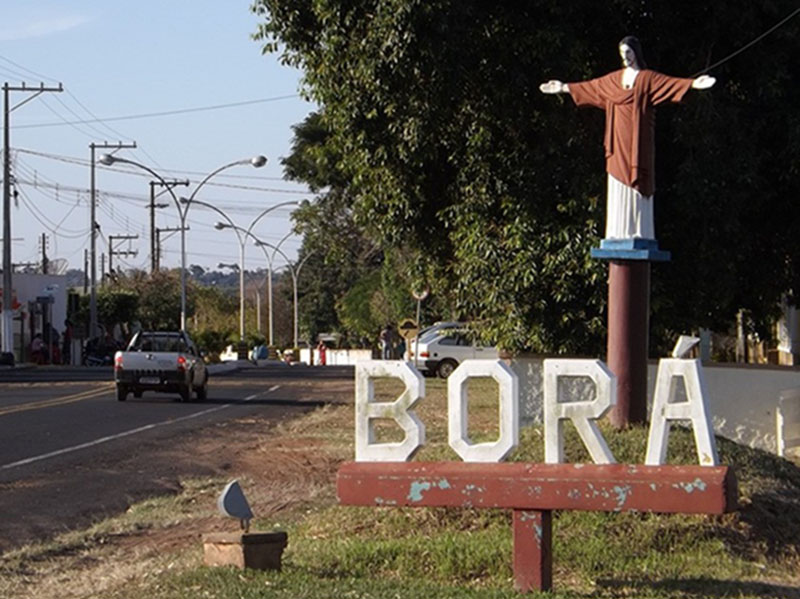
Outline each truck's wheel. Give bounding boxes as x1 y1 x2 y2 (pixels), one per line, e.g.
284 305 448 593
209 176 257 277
116 384 129 402
195 379 208 401
179 385 192 403
437 359 458 379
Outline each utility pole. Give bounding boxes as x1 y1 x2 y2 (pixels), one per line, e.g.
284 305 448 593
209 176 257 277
83 249 88 293
149 180 187 273
155 226 182 272
40 233 49 274
3 82 63 355
108 234 138 276
90 141 136 339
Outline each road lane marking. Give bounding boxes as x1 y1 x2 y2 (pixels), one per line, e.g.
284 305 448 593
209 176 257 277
0 384 114 417
0 385 282 471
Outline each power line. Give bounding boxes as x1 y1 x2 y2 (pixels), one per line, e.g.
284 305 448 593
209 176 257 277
15 148 314 195
16 147 290 181
0 53 166 170
694 6 800 76
12 94 301 129
16 186 88 239
0 54 57 84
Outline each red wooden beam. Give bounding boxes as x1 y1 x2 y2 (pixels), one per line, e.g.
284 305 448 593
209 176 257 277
337 462 737 514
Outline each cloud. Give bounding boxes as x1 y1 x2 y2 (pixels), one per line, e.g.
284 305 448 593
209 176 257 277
0 15 90 41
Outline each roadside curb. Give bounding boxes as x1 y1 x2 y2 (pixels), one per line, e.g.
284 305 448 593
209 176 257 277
208 362 240 375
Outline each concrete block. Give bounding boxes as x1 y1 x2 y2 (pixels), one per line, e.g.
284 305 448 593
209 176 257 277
203 531 287 571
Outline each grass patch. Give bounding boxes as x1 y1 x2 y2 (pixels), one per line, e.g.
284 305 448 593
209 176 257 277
3 376 800 598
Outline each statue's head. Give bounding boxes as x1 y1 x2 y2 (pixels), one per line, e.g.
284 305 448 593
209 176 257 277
618 35 646 69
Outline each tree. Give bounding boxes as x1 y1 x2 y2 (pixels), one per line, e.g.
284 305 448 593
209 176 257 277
254 0 800 355
285 113 411 346
96 288 139 335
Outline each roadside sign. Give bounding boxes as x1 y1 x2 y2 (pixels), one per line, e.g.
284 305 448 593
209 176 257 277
411 288 429 301
397 318 419 341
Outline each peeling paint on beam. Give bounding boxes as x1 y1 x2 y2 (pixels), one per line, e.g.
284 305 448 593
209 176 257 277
337 462 737 514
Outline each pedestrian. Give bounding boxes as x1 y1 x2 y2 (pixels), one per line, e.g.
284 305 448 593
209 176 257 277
379 324 395 360
30 333 47 364
62 319 73 365
317 339 327 366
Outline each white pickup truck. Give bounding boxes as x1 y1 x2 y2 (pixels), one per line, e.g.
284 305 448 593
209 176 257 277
113 331 208 402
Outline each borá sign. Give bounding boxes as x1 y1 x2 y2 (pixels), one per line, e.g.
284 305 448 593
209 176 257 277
337 356 737 593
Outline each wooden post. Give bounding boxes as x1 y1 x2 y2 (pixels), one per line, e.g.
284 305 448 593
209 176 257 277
591 239 670 429
607 260 651 427
513 509 552 592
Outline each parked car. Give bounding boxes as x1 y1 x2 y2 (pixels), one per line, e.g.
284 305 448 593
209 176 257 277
113 330 208 402
404 322 464 361
408 329 497 378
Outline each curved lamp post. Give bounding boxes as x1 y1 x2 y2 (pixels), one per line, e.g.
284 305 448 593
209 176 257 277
183 197 298 341
262 230 294 348
253 238 314 351
98 154 267 331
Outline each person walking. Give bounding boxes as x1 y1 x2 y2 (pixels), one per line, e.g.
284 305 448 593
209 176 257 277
379 324 395 360
62 319 73 365
317 339 327 366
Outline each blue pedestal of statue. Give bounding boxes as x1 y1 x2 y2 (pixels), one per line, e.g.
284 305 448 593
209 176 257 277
590 238 670 262
591 238 670 427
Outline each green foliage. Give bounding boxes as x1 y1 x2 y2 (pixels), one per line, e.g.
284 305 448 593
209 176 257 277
132 271 185 330
95 288 139 330
190 283 237 343
332 260 416 343
336 270 384 341
191 329 229 354
253 0 800 355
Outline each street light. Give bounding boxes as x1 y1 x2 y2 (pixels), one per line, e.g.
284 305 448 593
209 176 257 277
184 197 297 341
98 154 267 331
259 230 294 348
98 154 187 329
253 238 313 351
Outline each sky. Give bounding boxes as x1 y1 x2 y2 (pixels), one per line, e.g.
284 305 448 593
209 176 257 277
1 1 315 276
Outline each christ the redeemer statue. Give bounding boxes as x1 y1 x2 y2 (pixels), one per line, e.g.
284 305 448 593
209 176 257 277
540 36 715 240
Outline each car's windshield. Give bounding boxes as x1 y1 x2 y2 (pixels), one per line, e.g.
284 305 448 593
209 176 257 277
132 335 188 353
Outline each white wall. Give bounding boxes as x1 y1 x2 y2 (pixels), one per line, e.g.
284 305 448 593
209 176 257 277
298 348 374 365
510 356 800 455
1 273 68 361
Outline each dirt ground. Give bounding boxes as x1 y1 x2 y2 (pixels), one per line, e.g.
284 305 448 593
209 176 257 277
0 375 355 599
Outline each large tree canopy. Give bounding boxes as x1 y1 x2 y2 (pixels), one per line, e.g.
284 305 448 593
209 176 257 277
254 0 800 355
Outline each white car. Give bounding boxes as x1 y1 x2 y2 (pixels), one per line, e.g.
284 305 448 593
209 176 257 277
404 322 463 361
408 329 497 378
113 331 208 402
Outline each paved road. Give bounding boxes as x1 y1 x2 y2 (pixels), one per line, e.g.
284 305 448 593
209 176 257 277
0 363 354 553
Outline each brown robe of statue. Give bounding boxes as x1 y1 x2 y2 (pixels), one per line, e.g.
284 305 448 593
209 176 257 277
568 69 693 198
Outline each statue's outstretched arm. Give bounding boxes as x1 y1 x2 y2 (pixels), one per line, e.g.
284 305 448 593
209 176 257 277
540 80 570 94
692 75 716 90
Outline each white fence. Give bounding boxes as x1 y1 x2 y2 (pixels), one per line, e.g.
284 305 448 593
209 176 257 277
298 348 373 366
